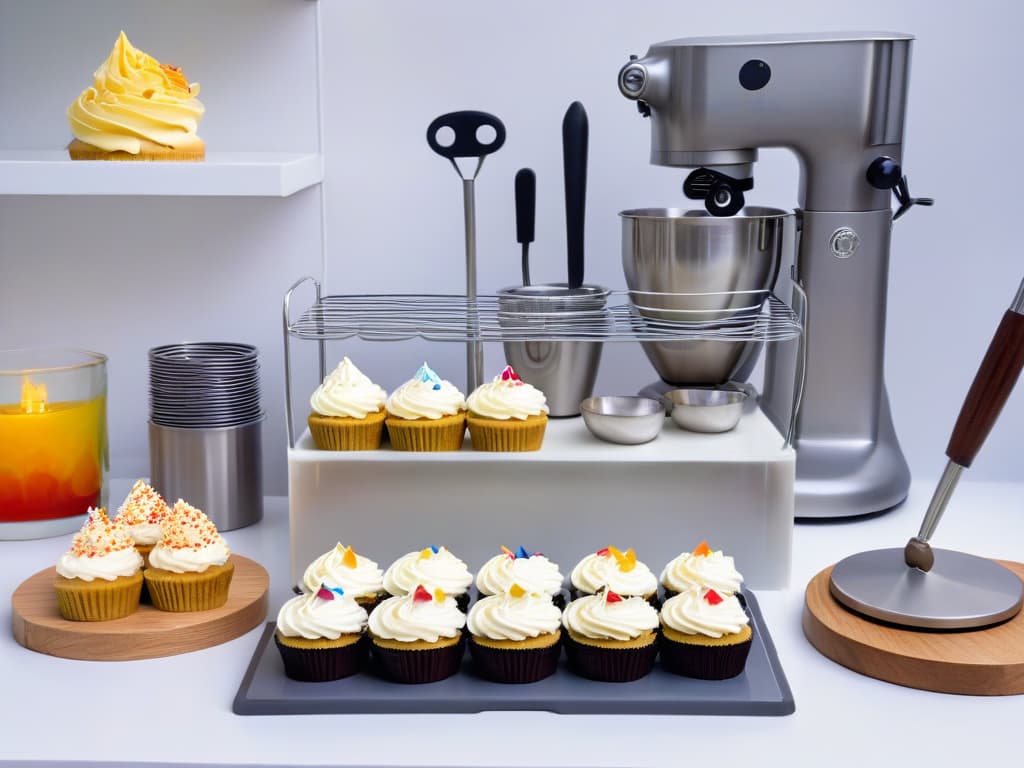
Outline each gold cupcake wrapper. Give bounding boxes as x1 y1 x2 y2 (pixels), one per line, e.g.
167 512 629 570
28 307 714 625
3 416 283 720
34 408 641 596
308 409 386 451
385 412 466 451
67 138 205 161
467 413 547 452
54 572 143 622
144 561 235 612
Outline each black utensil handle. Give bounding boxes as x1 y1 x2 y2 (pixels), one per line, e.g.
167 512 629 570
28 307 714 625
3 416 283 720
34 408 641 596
427 111 506 159
563 101 588 289
946 309 1024 468
515 168 536 245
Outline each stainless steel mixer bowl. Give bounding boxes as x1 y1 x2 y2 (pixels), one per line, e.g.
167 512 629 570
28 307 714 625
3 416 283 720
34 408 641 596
620 207 789 385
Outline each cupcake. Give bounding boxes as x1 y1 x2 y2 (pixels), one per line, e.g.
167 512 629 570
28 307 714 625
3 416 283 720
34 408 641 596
475 546 565 607
570 546 659 604
368 585 466 683
660 540 744 599
301 543 385 611
54 507 144 622
466 365 548 451
144 500 234 612
385 363 467 451
561 588 659 682
307 357 387 451
467 584 563 683
274 584 369 682
383 546 473 611
113 479 169 566
67 32 205 160
659 586 753 680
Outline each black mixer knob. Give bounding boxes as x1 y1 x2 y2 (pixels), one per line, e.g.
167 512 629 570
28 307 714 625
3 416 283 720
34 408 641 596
866 156 902 190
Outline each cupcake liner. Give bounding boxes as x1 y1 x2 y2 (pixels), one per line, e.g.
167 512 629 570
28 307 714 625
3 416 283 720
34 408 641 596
370 636 466 683
385 413 466 452
275 634 368 682
469 636 562 684
54 572 143 622
68 137 205 161
564 633 658 682
467 414 547 452
144 561 235 612
308 410 386 451
660 635 752 680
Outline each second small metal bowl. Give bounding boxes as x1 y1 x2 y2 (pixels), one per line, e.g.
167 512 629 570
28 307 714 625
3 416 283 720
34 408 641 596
580 396 665 445
666 388 748 433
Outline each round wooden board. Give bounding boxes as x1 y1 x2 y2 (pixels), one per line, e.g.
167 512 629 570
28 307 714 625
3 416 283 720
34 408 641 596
11 555 269 661
803 560 1024 695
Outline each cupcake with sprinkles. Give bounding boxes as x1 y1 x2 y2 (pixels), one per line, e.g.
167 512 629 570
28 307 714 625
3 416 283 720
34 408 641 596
368 584 467 683
113 479 170 566
302 542 385 611
275 584 369 682
383 545 474 611
467 583 563 683
570 546 659 604
466 365 548 451
659 586 753 680
144 499 234 612
475 545 565 607
561 586 660 682
54 507 144 621
385 362 467 452
661 540 744 599
307 356 388 451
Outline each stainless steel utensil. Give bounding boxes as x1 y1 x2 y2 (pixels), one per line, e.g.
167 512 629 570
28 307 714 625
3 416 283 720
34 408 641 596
427 110 506 394
515 168 535 286
666 388 748 433
580 395 665 444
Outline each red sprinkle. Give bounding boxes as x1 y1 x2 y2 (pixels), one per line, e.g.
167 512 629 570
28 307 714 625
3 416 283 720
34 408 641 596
606 590 623 603
704 589 724 605
413 585 432 603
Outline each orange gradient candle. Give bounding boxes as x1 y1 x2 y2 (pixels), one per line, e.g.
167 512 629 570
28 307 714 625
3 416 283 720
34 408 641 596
0 350 108 536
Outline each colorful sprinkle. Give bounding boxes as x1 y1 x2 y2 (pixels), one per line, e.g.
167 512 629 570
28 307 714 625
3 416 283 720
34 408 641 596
606 589 623 604
414 363 442 391
509 583 526 598
433 588 446 603
692 540 711 557
413 585 432 603
501 545 516 559
704 588 724 606
515 545 530 559
500 365 522 384
596 547 610 557
609 546 637 573
342 546 358 569
316 584 335 601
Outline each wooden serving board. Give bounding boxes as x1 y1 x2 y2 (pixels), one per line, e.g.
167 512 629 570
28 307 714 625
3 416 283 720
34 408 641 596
11 555 269 661
803 560 1024 695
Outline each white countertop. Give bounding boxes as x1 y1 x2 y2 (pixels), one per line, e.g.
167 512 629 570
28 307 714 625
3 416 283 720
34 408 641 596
2 478 1023 768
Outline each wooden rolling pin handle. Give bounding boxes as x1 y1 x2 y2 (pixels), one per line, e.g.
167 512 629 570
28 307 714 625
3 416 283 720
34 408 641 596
946 309 1024 468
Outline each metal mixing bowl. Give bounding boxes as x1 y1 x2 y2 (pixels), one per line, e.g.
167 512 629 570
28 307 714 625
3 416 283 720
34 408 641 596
580 395 665 444
666 388 748 433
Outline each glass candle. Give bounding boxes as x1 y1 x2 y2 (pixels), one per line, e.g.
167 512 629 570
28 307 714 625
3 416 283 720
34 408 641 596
0 349 108 539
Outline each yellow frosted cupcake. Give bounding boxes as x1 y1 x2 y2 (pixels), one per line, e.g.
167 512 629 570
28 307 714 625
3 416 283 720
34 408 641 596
113 479 170 566
307 357 387 450
466 365 548 451
384 363 467 451
67 32 205 161
144 499 234 612
54 507 144 622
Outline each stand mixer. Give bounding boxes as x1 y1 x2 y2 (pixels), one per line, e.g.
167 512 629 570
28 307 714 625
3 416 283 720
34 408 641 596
618 32 933 518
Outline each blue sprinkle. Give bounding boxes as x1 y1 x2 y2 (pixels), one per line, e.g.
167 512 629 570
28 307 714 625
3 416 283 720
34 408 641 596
330 586 345 597
430 545 439 554
516 546 530 559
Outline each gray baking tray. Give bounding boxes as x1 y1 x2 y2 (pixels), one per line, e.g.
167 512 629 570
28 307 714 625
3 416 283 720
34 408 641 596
233 590 793 716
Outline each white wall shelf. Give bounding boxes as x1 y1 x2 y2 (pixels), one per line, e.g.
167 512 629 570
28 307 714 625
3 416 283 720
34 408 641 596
0 151 323 197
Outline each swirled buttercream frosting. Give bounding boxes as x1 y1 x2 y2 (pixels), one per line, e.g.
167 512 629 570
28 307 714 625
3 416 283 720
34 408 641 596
660 587 750 638
661 541 744 596
368 586 465 643
467 587 562 641
276 586 368 640
301 543 384 598
383 546 473 597
147 499 230 574
467 365 548 420
475 546 564 597
309 357 386 418
385 363 466 420
570 547 658 597
114 478 169 546
67 31 205 153
561 589 659 642
56 507 143 581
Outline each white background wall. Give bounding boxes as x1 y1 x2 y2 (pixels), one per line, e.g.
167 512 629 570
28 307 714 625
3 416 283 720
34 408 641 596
1 0 1022 497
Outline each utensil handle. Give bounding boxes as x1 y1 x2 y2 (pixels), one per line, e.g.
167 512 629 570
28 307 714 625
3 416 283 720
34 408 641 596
562 101 588 289
427 111 506 160
946 306 1024 467
515 168 536 245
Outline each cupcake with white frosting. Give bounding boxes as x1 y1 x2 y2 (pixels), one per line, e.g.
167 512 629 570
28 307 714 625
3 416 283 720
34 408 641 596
383 546 474 611
367 585 466 683
570 546 659 604
302 542 385 611
561 587 659 682
467 583 563 683
307 356 387 450
466 365 548 451
274 584 369 681
661 540 744 599
659 586 752 679
385 362 467 451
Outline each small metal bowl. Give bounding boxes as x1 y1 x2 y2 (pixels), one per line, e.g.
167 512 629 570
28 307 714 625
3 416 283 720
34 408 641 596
666 388 748 433
580 396 665 445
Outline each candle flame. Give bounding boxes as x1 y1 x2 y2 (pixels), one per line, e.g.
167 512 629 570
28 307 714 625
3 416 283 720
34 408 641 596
20 377 47 414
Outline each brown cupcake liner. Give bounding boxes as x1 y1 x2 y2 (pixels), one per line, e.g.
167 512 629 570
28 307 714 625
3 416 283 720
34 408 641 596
308 410 386 451
370 635 466 683
660 635 752 680
467 414 547 452
564 633 659 682
275 634 368 682
144 561 235 612
469 636 562 683
54 573 143 622
385 414 466 452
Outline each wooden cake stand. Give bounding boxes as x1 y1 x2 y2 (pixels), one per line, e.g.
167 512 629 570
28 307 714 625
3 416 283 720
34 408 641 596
11 555 269 661
803 560 1024 695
